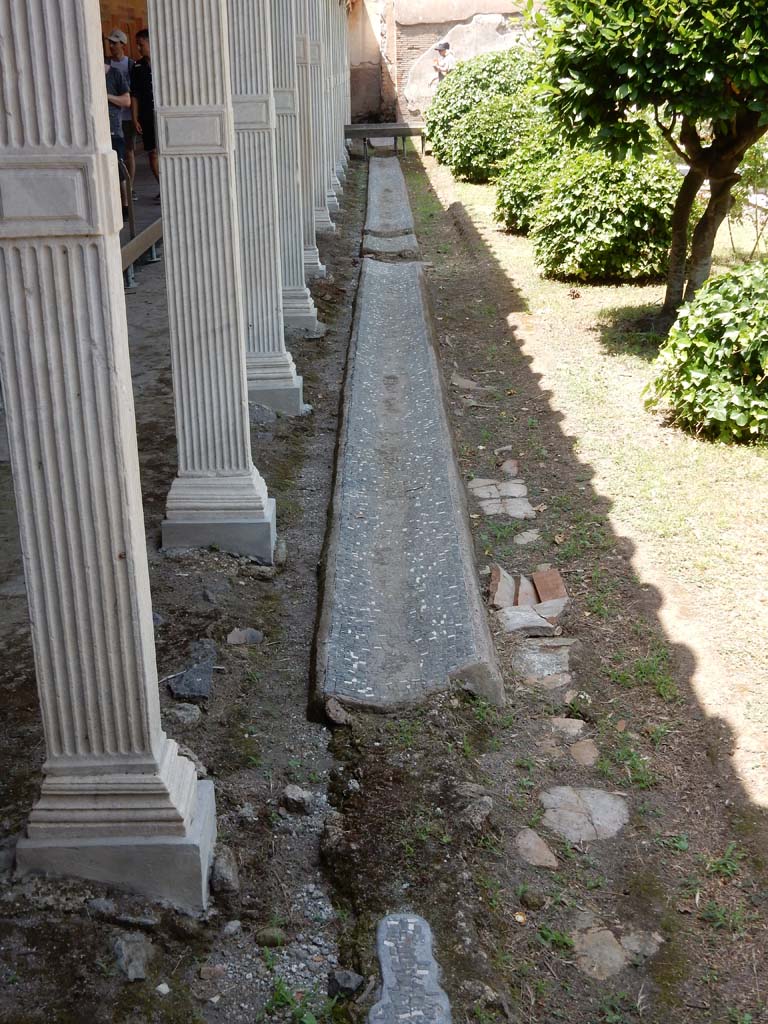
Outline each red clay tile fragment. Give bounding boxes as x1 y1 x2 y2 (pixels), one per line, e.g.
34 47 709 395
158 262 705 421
532 568 568 604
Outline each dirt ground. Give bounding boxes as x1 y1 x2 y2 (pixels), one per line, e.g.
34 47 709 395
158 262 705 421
1 146 767 1024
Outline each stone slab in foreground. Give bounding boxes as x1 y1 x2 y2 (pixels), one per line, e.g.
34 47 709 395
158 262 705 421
316 259 503 708
369 914 451 1024
364 157 416 238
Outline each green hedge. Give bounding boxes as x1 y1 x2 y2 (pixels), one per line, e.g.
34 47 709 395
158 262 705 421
530 149 680 282
645 261 768 442
494 119 560 232
425 47 537 164
444 95 534 183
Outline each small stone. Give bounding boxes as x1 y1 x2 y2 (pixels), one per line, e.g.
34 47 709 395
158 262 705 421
325 697 352 726
227 627 264 646
499 459 519 477
620 930 663 959
249 403 278 426
541 787 629 842
512 638 577 679
177 743 208 778
489 564 516 609
451 372 487 391
152 611 164 627
514 529 540 546
573 927 628 980
168 640 218 703
211 845 240 894
238 802 256 821
459 795 493 832
114 933 154 982
222 920 243 937
87 897 117 917
200 964 227 981
209 995 221 1005
550 717 586 739
274 538 288 566
532 568 567 603
156 983 171 996
255 926 287 948
570 739 599 767
535 597 569 623
514 828 559 868
496 606 556 637
281 784 313 815
328 968 365 998
167 702 202 726
520 887 546 910
515 575 538 607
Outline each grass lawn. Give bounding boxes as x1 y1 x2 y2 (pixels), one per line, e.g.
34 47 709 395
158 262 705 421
409 149 768 806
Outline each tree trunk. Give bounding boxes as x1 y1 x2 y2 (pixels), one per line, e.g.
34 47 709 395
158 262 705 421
683 175 738 301
662 167 705 319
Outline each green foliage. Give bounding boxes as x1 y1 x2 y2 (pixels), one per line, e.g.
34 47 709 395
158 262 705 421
529 149 679 282
425 46 537 164
645 261 768 442
535 0 768 157
494 117 560 233
445 95 531 183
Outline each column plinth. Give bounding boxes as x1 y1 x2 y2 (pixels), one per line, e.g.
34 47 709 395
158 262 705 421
271 2 325 335
150 0 277 559
228 4 306 413
1 0 215 910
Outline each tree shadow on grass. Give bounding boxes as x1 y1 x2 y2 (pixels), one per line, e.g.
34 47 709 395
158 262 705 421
596 302 669 362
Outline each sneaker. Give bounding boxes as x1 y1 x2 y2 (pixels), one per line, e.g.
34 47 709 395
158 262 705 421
153 193 161 203
122 206 129 220
131 190 138 200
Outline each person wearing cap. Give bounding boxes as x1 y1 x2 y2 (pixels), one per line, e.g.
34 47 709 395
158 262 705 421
104 57 131 219
130 29 160 192
106 29 136 192
433 41 456 82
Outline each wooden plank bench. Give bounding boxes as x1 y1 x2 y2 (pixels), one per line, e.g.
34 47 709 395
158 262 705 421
345 123 427 158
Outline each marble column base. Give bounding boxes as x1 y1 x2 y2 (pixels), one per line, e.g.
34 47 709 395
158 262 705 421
337 163 346 185
327 189 341 212
282 286 325 336
304 246 326 280
163 498 277 562
16 780 217 913
331 172 342 196
248 377 307 416
314 207 337 234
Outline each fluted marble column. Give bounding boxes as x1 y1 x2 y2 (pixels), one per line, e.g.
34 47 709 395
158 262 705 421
296 0 327 274
227 0 305 413
2 0 215 910
333 1 347 183
150 0 276 559
321 0 341 211
270 0 324 335
308 0 336 232
338 1 351 176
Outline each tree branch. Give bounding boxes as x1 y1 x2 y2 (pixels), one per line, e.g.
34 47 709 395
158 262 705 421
654 108 689 164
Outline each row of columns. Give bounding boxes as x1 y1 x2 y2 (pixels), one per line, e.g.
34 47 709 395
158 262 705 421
0 0 350 909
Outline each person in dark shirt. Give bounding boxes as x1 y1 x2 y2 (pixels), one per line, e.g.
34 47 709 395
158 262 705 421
105 62 130 218
130 28 159 188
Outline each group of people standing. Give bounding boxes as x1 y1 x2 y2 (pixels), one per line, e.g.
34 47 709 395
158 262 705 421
104 27 158 218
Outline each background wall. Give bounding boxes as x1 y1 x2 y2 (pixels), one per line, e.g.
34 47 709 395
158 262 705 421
99 0 148 58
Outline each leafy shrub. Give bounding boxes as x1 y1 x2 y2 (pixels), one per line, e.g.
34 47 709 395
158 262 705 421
444 95 533 183
494 117 560 232
425 47 537 164
530 149 680 282
645 261 768 442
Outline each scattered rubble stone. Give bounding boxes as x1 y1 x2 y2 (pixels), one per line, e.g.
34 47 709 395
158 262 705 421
570 739 600 767
489 564 516 609
114 932 153 982
496 606 556 637
520 887 547 910
211 845 240 894
325 697 352 726
532 568 567 603
621 930 663 960
573 927 628 980
499 459 519 477
541 787 629 842
535 597 569 622
514 529 540 546
87 897 117 917
514 828 558 868
328 968 365 998
459 795 493 832
156 982 171 996
255 926 287 948
274 538 288 566
152 611 164 627
222 920 243 937
237 802 256 822
168 639 218 703
227 627 264 646
512 638 577 679
550 717 586 739
281 785 313 815
166 702 202 726
200 963 227 981
451 372 487 391
177 743 208 778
